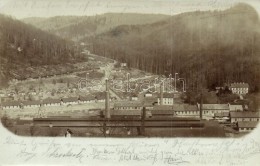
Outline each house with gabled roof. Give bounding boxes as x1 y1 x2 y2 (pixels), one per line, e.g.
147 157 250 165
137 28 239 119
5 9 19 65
22 100 41 108
230 111 260 123
237 121 258 132
93 92 106 102
156 93 174 105
151 105 175 117
1 101 21 109
79 95 96 103
42 98 61 106
197 104 229 119
61 97 79 105
114 101 143 110
229 104 243 112
229 82 249 95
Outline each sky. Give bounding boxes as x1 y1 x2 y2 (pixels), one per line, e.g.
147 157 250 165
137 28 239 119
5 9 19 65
0 0 260 19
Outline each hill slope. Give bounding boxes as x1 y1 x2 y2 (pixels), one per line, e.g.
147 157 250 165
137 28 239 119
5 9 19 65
0 15 85 87
22 13 170 41
88 4 260 92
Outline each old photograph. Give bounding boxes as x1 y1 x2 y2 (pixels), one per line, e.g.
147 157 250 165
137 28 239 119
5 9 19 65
0 0 259 138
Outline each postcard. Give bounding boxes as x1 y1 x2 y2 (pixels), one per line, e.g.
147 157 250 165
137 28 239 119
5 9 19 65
0 0 260 165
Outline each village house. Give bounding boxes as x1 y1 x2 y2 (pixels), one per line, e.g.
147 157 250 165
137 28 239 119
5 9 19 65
151 105 175 117
1 101 21 109
42 98 61 106
142 93 158 109
151 104 199 118
228 104 243 112
181 104 199 117
230 111 260 123
120 63 127 67
130 93 138 101
22 100 41 108
237 121 258 132
156 93 174 105
79 95 96 104
94 92 107 102
114 101 143 110
61 97 79 105
197 104 230 119
229 82 249 95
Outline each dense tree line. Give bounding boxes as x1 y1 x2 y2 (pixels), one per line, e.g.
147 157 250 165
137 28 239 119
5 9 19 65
0 15 85 86
89 4 260 94
23 14 170 41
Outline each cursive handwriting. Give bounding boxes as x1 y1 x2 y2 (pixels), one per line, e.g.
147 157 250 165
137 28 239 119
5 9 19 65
1 136 260 165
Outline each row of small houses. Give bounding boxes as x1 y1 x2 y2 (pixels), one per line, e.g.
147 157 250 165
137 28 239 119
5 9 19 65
113 102 245 117
1 95 107 109
112 101 259 132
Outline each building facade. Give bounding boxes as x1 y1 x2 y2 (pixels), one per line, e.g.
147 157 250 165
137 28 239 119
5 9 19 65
230 111 260 123
229 82 249 94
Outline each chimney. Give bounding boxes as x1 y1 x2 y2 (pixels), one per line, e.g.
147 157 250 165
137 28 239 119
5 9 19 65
105 79 110 119
200 93 203 120
160 82 163 105
141 107 146 135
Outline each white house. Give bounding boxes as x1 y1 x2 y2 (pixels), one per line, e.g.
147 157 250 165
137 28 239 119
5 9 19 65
130 94 138 101
157 93 174 105
229 82 249 95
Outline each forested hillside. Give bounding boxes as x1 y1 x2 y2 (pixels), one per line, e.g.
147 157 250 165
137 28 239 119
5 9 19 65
0 15 85 87
88 4 260 93
23 13 170 41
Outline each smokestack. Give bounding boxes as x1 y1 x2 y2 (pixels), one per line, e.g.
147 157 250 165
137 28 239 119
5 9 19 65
105 79 110 119
200 93 203 120
160 82 163 105
141 107 146 135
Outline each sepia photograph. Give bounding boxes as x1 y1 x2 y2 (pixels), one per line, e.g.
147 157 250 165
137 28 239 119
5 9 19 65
0 0 260 165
